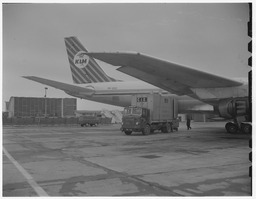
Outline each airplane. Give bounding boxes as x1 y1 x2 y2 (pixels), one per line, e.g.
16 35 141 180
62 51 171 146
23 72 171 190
23 37 214 124
83 51 250 134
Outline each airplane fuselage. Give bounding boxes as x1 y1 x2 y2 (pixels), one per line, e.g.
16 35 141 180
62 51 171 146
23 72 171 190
67 81 214 113
67 79 248 117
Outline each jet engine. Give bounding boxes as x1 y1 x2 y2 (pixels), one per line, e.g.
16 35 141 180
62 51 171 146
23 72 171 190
217 97 249 119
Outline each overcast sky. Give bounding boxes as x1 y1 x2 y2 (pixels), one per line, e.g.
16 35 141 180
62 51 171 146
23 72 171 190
2 3 251 111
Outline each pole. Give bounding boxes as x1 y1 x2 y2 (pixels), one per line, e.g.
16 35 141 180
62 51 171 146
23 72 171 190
44 87 48 117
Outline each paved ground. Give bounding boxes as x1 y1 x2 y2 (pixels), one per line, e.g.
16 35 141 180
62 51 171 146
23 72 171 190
3 122 252 196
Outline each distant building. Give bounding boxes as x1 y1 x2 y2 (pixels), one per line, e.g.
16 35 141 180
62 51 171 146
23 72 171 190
6 97 77 118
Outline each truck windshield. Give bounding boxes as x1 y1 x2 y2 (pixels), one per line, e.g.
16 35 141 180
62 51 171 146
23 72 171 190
124 107 142 116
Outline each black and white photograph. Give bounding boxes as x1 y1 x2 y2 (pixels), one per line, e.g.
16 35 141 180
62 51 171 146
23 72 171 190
2 1 253 197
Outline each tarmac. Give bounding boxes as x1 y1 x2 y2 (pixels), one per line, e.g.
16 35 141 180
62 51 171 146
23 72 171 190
2 122 252 196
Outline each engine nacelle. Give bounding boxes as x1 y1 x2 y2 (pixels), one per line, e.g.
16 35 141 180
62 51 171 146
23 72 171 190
217 97 249 119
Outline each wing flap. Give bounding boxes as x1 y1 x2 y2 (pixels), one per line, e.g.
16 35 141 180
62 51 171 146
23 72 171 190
86 52 242 90
23 76 95 96
117 66 192 95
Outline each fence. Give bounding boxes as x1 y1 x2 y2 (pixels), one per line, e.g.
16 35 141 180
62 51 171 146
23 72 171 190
3 117 79 126
3 117 113 126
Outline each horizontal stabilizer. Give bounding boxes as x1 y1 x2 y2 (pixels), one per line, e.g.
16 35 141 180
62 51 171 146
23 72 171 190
23 76 95 96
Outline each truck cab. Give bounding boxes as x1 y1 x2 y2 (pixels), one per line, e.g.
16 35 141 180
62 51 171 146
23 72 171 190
122 106 150 135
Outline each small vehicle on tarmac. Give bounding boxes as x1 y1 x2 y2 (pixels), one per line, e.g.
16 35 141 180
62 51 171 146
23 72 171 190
121 93 179 135
78 113 101 127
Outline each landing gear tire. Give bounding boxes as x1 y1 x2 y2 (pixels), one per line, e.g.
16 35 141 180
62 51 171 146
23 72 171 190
241 124 252 134
225 122 238 134
124 131 132 135
142 125 151 135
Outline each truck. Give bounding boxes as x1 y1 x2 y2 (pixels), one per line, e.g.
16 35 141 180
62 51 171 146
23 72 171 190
121 93 179 135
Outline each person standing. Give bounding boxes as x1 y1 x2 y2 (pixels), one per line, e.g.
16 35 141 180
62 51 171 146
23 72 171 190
186 116 192 130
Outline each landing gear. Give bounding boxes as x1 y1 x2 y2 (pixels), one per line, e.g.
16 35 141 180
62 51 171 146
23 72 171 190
225 121 252 134
241 123 252 134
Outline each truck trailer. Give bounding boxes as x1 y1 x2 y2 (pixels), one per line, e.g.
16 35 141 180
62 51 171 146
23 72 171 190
121 93 179 135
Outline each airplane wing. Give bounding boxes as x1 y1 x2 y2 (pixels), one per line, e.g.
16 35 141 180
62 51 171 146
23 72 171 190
23 76 95 96
86 52 242 96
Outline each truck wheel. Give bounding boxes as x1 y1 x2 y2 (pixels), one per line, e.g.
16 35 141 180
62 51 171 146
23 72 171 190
142 125 151 135
124 131 132 135
81 124 84 127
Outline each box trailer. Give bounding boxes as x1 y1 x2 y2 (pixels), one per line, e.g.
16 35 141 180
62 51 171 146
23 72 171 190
121 93 179 135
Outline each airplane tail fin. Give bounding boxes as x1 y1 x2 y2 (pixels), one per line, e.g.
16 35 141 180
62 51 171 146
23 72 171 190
64 36 119 84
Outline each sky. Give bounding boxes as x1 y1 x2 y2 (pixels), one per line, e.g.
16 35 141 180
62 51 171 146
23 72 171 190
2 2 251 111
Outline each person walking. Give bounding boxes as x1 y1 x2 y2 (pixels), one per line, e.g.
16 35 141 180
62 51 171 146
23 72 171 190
186 116 192 130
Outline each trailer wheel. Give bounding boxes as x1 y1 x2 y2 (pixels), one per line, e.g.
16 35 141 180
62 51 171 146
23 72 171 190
166 123 172 133
142 125 151 135
163 123 172 133
124 131 132 135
